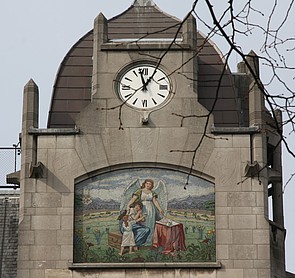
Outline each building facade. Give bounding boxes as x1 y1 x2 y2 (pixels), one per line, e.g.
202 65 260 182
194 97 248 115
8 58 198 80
8 0 293 277
0 191 19 278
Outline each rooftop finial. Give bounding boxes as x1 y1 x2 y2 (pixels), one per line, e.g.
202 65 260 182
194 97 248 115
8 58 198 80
133 0 155 6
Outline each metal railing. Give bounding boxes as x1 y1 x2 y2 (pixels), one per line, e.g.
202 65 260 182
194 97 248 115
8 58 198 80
0 143 21 189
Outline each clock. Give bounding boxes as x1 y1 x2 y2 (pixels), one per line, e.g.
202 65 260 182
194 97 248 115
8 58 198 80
116 63 172 110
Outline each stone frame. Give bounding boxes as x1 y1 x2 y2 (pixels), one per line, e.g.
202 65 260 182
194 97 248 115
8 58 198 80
73 165 217 268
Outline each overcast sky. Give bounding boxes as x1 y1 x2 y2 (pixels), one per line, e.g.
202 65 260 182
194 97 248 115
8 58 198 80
1 0 294 272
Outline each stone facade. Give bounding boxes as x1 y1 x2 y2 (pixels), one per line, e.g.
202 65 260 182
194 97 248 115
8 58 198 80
9 0 293 278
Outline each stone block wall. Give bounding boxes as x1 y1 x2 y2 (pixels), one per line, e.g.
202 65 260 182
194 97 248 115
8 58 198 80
0 191 19 278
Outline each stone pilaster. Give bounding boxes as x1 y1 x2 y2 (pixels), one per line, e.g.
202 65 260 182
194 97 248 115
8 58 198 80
18 79 39 278
92 13 108 100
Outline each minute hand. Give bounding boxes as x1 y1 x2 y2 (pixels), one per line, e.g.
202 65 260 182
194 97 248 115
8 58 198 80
140 71 147 91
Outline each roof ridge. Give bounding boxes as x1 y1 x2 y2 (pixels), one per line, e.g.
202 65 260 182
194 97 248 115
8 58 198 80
108 0 181 23
133 0 155 6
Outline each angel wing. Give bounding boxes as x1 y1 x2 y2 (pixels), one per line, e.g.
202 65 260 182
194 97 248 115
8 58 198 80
154 180 168 213
119 179 141 211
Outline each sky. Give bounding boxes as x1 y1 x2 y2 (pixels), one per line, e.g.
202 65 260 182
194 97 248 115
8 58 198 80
76 168 214 202
0 0 294 272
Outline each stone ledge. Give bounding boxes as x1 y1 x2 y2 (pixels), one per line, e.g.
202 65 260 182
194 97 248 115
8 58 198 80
0 190 19 197
28 127 80 136
211 125 260 134
101 42 192 51
6 170 20 185
69 262 222 269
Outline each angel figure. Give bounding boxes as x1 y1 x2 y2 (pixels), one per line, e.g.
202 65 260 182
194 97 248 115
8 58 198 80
120 178 168 246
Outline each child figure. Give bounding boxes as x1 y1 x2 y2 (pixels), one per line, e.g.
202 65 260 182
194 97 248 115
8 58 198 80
119 215 136 255
132 202 145 224
119 211 146 255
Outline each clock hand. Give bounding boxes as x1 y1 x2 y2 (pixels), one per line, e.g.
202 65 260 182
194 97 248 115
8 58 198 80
139 70 147 91
145 76 153 87
145 68 157 88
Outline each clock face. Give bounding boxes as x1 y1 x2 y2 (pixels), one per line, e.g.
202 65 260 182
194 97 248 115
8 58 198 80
116 64 171 110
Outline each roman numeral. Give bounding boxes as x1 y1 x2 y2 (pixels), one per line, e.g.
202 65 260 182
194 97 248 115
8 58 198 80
122 85 131 90
159 85 168 90
139 68 149 75
142 99 148 107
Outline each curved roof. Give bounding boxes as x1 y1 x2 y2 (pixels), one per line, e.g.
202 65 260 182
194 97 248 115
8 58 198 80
48 3 241 128
48 31 93 127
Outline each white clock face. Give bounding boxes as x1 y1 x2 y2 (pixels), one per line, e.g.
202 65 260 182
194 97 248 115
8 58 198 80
117 64 171 110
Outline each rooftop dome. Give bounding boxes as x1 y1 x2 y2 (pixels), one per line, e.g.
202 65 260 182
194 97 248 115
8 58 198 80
48 2 241 128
